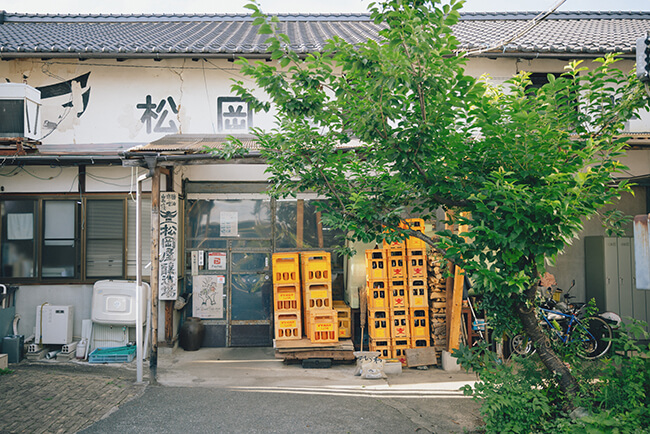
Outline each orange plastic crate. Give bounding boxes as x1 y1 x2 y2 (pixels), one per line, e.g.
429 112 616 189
387 249 406 279
368 308 390 340
274 311 302 340
366 280 389 310
390 309 410 338
272 252 300 284
369 338 392 359
333 300 352 338
365 249 388 281
408 279 428 308
410 308 430 340
273 283 301 312
308 309 338 343
301 251 331 283
303 282 332 310
407 249 427 279
392 338 411 365
388 279 408 309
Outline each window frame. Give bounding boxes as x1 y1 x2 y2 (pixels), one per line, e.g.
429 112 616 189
0 193 152 284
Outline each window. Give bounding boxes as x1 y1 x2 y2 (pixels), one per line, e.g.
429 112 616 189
42 200 79 278
86 200 123 277
0 196 151 282
1 199 36 278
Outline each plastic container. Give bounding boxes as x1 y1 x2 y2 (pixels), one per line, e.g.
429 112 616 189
387 249 406 279
274 311 302 340
368 308 390 339
389 279 408 309
1 335 24 363
390 309 410 338
407 249 427 279
301 251 331 283
365 249 388 280
272 253 300 284
410 308 430 339
333 300 352 338
273 283 301 312
366 280 388 309
369 339 391 359
408 279 428 308
308 309 338 343
88 346 136 363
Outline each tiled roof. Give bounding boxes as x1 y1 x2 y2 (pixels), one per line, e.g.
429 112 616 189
0 11 648 58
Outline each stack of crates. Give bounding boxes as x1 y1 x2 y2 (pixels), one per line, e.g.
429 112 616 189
402 219 430 349
366 248 392 358
301 251 338 343
365 219 431 363
272 253 302 341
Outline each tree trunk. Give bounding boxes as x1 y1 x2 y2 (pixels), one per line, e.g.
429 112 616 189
516 290 579 402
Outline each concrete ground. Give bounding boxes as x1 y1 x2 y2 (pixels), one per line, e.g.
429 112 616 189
0 347 484 433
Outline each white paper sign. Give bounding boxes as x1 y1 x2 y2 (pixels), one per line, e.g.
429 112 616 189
193 275 224 319
159 192 179 300
208 252 226 270
220 211 238 237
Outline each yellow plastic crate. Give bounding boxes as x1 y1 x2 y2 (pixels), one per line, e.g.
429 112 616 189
392 338 411 366
368 308 390 340
365 249 388 281
273 283 301 312
388 279 408 309
303 282 332 310
274 311 302 341
301 251 331 284
408 279 428 308
387 249 406 279
367 280 388 310
407 249 427 279
308 309 338 344
369 338 392 359
272 252 300 284
400 218 426 249
410 307 430 340
390 308 410 338
333 300 352 339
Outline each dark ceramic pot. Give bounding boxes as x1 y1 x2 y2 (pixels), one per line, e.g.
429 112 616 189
179 317 205 351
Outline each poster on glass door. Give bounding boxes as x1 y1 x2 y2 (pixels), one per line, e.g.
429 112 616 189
193 275 224 318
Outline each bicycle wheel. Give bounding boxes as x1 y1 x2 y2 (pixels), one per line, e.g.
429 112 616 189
576 316 612 359
510 333 535 356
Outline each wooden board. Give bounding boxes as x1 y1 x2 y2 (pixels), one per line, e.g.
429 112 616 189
405 347 437 367
274 338 355 362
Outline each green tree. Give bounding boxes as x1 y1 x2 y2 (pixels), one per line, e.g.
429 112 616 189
225 0 648 402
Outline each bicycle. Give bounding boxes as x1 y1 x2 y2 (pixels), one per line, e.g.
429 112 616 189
510 292 613 360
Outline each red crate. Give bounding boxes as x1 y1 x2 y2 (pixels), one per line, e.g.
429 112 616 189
408 279 428 308
367 280 389 310
273 283 301 312
407 249 427 279
388 279 408 309
368 308 390 340
272 252 300 284
274 311 302 341
410 308 430 340
365 249 388 281
370 339 392 359
301 251 331 284
387 249 406 279
392 338 411 365
390 309 410 338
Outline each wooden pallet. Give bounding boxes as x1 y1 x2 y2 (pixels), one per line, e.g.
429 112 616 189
274 338 356 362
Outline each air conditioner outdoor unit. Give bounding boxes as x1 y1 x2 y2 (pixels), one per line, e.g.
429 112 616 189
35 304 74 345
0 83 41 140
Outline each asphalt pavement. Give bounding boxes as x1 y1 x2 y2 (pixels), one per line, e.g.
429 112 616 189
0 347 484 433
